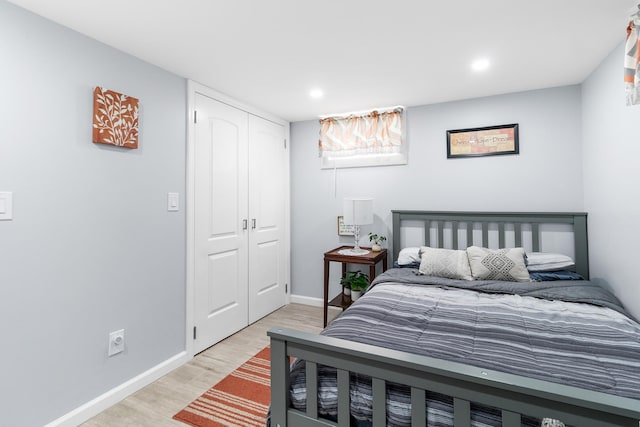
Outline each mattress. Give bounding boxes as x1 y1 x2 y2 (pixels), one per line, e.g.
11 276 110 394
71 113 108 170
289 269 640 426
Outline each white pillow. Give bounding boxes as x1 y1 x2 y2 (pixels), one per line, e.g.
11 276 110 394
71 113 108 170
397 247 421 265
466 246 530 282
526 252 575 272
418 247 473 281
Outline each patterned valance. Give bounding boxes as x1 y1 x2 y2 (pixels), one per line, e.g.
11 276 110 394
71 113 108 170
318 107 404 159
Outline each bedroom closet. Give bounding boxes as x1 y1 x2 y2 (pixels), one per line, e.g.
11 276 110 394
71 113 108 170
191 89 289 354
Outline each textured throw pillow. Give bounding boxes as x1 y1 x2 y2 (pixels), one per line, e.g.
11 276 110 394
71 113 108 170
418 247 473 281
466 246 531 282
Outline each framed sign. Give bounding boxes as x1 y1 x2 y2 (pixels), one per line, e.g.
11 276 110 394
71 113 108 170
337 216 355 236
447 123 519 159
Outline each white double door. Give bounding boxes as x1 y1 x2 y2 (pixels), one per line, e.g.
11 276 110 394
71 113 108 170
194 93 287 353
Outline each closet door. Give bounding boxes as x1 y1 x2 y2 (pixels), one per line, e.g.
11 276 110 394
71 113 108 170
248 115 287 323
193 94 249 353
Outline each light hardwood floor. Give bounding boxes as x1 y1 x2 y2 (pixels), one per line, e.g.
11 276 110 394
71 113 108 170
82 303 339 426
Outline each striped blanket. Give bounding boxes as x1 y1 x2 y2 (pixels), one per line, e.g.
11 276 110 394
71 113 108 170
289 270 640 426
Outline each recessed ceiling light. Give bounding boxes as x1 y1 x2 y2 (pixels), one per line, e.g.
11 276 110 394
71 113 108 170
471 59 490 72
309 89 324 99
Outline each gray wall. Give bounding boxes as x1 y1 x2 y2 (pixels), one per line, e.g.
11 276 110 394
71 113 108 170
0 2 186 426
291 85 584 301
582 42 640 320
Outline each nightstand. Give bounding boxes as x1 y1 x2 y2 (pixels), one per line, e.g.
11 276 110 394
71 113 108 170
323 246 388 326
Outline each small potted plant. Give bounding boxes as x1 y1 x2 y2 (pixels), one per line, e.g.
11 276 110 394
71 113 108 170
368 232 387 252
340 270 369 301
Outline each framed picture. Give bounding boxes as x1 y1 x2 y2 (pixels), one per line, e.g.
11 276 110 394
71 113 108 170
93 87 139 149
337 216 355 236
446 123 519 159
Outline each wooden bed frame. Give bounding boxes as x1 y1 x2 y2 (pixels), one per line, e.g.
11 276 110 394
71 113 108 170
269 211 640 427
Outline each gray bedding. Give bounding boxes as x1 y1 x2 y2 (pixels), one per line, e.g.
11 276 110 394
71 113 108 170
372 268 632 317
289 269 640 426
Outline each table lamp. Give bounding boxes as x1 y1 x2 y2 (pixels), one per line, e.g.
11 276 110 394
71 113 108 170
342 197 373 255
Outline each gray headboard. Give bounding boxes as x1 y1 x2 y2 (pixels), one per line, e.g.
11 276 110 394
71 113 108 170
391 211 589 279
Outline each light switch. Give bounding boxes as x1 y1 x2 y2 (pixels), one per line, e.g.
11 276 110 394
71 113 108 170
0 192 12 220
167 192 179 212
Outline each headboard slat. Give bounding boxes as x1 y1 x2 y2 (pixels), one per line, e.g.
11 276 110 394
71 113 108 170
532 223 540 252
574 215 589 280
481 222 489 247
452 221 459 250
515 223 522 247
424 221 430 247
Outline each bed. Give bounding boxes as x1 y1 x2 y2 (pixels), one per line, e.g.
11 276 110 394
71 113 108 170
268 211 640 427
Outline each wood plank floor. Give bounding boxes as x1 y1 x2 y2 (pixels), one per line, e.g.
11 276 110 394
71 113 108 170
82 303 338 426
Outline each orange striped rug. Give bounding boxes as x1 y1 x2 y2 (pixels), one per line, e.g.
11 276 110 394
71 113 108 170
173 347 271 427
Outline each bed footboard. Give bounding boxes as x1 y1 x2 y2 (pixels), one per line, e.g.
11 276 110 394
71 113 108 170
268 327 640 427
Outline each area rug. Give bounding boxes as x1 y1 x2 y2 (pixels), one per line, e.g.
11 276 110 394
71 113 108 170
173 346 271 427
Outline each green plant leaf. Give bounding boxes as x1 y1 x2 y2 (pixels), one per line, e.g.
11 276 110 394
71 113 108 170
340 270 369 291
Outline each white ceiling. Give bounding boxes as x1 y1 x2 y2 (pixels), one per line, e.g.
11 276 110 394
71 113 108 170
7 0 639 121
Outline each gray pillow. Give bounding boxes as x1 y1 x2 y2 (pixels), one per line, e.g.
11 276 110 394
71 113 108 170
418 247 473 281
466 246 531 282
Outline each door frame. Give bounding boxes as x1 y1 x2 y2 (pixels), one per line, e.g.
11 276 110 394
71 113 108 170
186 80 291 357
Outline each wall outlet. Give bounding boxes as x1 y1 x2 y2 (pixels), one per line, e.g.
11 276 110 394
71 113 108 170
108 329 125 357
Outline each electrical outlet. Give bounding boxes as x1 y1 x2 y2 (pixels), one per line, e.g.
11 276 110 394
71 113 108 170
108 329 125 357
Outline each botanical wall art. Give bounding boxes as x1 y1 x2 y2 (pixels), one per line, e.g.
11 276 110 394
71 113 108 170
92 87 139 149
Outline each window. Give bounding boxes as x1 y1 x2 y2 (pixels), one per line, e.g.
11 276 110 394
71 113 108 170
318 107 406 169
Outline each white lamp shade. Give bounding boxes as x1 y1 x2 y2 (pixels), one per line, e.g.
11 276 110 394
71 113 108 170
343 198 373 225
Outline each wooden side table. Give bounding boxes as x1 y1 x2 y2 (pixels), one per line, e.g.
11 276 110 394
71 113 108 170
323 246 388 327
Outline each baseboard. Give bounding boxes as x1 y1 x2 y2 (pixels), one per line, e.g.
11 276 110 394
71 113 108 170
290 294 322 306
290 294 341 311
44 351 190 427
